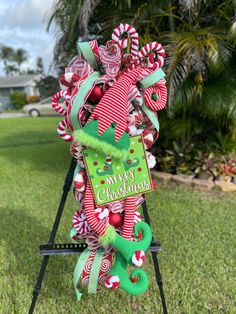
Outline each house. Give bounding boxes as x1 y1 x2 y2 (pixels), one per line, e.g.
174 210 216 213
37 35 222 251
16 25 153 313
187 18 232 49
0 74 42 109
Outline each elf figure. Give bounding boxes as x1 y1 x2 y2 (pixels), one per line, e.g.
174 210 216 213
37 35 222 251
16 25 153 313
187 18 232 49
51 23 167 299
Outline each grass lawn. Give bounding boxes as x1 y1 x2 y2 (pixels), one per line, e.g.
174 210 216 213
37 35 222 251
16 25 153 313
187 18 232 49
0 117 235 314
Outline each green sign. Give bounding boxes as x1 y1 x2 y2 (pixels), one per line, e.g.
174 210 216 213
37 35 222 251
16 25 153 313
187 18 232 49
83 135 154 206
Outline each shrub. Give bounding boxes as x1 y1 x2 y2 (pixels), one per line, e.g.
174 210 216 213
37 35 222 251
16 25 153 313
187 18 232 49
36 76 59 99
10 91 27 109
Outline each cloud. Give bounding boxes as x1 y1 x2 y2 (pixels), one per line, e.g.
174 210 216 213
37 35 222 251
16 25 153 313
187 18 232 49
1 0 55 30
0 0 56 75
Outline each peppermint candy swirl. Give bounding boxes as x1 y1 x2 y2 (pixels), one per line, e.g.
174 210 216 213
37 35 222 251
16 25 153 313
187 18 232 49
82 274 89 285
83 259 93 274
72 209 90 236
95 206 109 221
109 201 124 213
100 256 112 274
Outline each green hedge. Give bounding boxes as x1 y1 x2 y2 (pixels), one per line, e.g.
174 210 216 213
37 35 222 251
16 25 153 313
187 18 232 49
10 91 27 109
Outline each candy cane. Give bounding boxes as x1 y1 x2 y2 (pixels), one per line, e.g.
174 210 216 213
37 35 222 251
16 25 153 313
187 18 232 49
51 90 71 116
139 42 165 70
57 118 73 142
112 23 139 58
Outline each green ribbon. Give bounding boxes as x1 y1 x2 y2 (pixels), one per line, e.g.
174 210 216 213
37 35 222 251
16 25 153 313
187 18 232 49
73 248 91 301
142 103 160 133
138 68 164 134
88 249 104 294
70 71 101 131
73 164 79 179
77 41 98 69
70 227 78 240
139 68 166 90
73 247 105 300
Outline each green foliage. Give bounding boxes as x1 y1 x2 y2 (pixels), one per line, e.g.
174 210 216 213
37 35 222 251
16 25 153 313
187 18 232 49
36 76 59 99
48 1 236 167
13 48 28 67
9 91 27 109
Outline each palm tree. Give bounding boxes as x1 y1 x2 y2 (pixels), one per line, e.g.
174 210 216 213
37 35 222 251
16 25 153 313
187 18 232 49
0 45 15 75
4 64 19 76
47 0 83 72
36 57 44 74
13 48 28 72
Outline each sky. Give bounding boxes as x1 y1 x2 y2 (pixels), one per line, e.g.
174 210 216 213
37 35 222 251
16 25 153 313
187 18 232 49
0 0 56 76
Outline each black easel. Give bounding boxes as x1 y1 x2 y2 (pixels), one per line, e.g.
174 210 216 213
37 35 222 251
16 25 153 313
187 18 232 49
29 158 167 314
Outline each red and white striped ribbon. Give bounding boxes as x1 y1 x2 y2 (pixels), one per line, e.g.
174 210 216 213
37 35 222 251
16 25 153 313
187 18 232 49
57 118 73 142
99 42 121 78
121 196 136 240
88 40 100 63
66 57 93 77
143 78 167 111
112 23 139 58
84 179 107 235
51 90 71 116
139 41 165 70
88 67 148 141
128 84 142 106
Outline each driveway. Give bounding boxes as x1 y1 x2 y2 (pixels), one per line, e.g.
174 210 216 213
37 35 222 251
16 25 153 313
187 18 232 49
0 112 27 118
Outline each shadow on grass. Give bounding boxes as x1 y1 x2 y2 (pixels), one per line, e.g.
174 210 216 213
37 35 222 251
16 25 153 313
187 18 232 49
0 130 71 174
0 207 74 299
0 130 60 148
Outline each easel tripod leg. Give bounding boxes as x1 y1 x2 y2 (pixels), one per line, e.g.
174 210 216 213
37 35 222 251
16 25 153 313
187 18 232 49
142 201 168 314
151 252 168 314
28 158 76 314
29 256 49 314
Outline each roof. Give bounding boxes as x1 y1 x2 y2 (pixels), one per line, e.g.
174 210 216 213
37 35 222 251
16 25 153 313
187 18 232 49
0 75 42 88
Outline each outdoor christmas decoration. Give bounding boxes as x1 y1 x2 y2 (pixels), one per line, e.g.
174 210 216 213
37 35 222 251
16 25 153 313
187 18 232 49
51 23 167 299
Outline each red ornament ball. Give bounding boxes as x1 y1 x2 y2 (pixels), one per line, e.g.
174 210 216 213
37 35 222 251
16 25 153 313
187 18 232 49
109 213 123 228
89 85 104 103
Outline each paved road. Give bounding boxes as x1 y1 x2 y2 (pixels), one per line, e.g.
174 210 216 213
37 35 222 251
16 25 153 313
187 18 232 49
0 112 28 118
